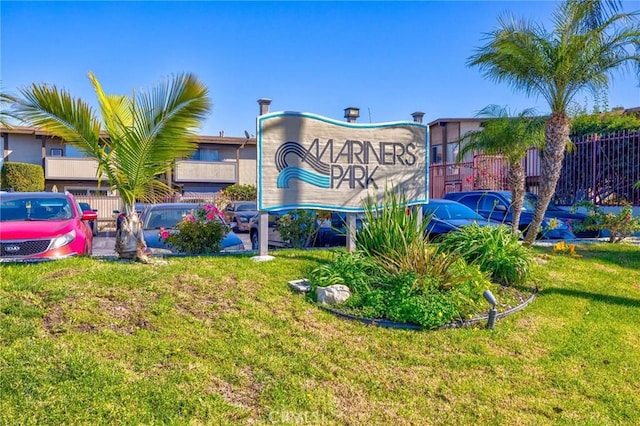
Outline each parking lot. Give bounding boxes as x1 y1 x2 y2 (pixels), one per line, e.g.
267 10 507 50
93 232 252 256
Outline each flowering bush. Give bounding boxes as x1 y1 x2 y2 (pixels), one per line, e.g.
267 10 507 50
160 204 227 254
571 201 640 243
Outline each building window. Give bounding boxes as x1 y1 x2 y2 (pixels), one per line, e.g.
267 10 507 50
50 148 63 156
431 146 443 164
446 143 459 164
191 148 219 161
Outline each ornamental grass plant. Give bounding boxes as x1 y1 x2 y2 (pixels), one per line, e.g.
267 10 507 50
437 223 532 286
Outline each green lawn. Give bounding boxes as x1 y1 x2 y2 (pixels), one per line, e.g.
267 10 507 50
1 244 639 425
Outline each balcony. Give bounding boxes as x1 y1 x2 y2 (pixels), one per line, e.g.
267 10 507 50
45 157 106 180
174 160 237 183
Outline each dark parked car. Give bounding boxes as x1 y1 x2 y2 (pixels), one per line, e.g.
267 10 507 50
139 203 244 253
114 202 149 231
443 190 576 239
422 199 501 239
527 193 598 238
78 202 98 236
223 201 257 232
249 210 363 250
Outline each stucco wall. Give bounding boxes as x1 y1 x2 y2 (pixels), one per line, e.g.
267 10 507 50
8 134 42 165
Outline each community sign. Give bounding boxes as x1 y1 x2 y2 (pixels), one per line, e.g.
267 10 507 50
257 112 428 212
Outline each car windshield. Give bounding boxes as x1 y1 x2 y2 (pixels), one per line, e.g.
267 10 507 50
144 207 225 229
502 193 537 211
425 202 483 220
525 193 562 211
237 203 257 212
0 196 73 221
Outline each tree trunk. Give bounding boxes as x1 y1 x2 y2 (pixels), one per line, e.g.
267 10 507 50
508 161 526 235
115 205 149 262
523 112 570 246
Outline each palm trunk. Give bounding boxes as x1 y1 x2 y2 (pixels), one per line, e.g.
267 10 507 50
523 112 570 246
115 204 149 262
508 161 526 235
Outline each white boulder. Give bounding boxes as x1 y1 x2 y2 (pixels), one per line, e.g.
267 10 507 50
316 285 351 305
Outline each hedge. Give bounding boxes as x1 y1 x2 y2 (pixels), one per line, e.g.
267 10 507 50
1 162 45 192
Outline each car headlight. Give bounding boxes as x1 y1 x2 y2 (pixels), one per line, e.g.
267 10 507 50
48 230 76 250
221 243 245 252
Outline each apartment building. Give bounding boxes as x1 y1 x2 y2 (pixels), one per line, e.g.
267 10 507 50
1 126 257 195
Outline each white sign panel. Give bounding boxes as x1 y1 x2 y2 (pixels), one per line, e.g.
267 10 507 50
257 112 428 212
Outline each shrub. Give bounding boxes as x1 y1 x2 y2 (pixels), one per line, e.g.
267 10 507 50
309 251 386 294
356 188 430 272
571 201 640 243
437 223 532 286
221 184 256 202
276 209 319 248
1 162 44 191
160 204 227 254
308 252 492 328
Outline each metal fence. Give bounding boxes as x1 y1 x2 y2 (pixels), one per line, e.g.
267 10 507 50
431 130 640 207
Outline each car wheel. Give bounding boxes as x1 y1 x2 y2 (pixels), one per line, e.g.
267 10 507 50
251 231 259 250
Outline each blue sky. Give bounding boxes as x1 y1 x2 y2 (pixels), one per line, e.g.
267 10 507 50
2 1 639 138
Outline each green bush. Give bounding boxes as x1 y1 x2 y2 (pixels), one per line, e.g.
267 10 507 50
571 201 640 243
308 252 492 329
160 204 227 254
276 209 319 249
437 223 532 286
221 184 256 201
1 162 45 191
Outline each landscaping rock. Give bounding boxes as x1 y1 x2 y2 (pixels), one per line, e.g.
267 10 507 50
316 285 351 305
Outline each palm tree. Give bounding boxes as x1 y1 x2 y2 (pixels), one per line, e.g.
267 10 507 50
468 0 639 246
13 72 211 260
456 105 545 234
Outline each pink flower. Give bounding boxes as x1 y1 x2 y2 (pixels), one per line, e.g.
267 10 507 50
159 227 170 240
184 213 196 223
206 212 214 221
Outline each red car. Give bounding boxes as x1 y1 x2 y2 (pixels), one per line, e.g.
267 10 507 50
0 191 97 261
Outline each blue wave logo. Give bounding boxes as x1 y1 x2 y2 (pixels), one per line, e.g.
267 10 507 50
275 141 330 188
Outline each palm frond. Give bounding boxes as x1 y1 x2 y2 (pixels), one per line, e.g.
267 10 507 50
14 83 103 159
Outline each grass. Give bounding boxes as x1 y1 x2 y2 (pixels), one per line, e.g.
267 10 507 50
1 244 639 424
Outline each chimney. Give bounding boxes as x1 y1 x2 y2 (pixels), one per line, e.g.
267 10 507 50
344 107 360 123
411 111 425 123
258 98 272 115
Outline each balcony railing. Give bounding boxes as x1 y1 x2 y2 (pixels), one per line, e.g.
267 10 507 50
45 157 105 180
174 160 237 183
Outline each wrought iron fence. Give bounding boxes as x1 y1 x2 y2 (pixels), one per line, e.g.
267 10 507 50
431 130 640 207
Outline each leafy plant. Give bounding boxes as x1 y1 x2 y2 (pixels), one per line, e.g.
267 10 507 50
571 201 640 243
276 209 318 249
0 162 44 191
160 204 227 254
437 223 532 286
309 251 386 294
356 188 429 270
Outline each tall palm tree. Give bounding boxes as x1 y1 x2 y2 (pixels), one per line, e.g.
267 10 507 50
456 105 545 234
13 72 211 260
468 0 639 246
